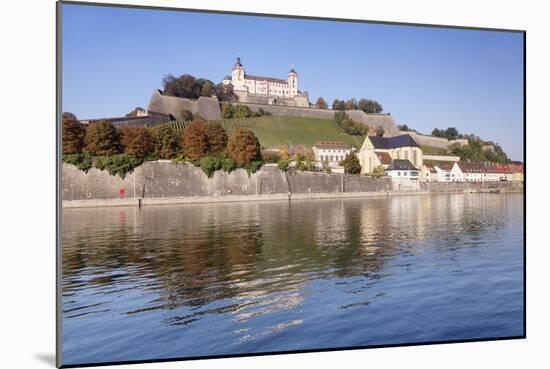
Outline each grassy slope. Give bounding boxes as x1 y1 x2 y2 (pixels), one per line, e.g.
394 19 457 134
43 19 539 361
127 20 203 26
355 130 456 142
169 116 365 149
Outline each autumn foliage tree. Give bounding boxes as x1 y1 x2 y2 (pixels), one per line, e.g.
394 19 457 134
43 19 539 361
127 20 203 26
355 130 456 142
206 122 228 154
119 126 156 157
151 125 181 159
181 120 210 160
315 97 328 109
62 117 86 154
84 120 122 156
226 128 262 166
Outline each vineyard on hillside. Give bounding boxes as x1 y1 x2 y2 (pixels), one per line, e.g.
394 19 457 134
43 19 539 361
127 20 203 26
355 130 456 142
167 116 366 149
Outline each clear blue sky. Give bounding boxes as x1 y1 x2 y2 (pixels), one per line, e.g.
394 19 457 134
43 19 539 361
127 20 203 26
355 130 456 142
62 3 524 160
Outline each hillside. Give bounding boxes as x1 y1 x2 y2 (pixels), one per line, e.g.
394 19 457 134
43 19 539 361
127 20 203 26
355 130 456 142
168 116 366 149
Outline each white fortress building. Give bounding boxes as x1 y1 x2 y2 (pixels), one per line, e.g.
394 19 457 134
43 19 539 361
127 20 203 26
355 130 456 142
222 57 310 107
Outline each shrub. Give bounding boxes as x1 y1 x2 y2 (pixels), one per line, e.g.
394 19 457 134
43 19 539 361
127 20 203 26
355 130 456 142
221 102 234 119
263 153 281 163
93 154 143 179
62 118 86 154
181 119 209 160
199 155 223 178
372 165 385 177
151 125 181 159
277 159 289 172
119 126 156 157
322 160 331 173
221 157 237 173
233 104 251 118
84 120 122 156
227 128 262 166
244 160 263 174
62 153 93 172
206 122 228 154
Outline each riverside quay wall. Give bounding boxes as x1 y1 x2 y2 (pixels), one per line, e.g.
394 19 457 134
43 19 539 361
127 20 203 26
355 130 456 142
62 162 523 207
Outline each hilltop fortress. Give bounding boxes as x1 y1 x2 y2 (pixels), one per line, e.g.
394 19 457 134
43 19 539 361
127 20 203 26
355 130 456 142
146 57 467 150
221 57 310 107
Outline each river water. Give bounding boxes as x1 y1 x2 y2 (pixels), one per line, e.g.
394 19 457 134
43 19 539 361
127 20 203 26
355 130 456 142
61 193 524 365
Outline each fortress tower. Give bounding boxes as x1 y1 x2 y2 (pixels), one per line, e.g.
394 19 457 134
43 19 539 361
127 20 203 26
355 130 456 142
222 57 308 107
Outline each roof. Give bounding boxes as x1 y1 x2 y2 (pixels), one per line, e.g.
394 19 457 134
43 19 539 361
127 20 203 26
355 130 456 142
436 163 455 171
245 74 288 84
289 68 297 74
423 162 437 173
387 159 418 171
375 151 392 165
313 141 352 149
368 134 419 149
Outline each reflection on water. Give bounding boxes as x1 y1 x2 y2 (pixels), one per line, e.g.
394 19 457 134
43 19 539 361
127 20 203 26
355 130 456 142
62 194 524 365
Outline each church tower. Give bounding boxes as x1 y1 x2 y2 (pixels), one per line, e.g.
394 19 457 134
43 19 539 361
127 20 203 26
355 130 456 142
288 67 298 97
231 57 246 91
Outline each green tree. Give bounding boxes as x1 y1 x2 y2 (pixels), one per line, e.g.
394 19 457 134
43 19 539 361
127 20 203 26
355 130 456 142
277 159 289 172
339 152 362 174
358 98 383 113
84 120 122 156
344 99 358 110
62 112 78 121
198 79 216 97
316 97 328 109
227 128 262 166
215 83 237 102
163 74 199 98
62 117 86 154
398 124 410 131
332 99 345 110
151 125 181 159
233 104 252 118
206 122 228 154
181 119 209 160
119 126 156 157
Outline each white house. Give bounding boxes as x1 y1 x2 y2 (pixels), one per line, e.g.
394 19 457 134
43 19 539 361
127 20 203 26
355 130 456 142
312 141 353 168
385 159 421 180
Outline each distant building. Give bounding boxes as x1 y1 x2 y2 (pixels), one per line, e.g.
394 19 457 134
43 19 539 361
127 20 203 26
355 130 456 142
222 57 309 107
312 141 352 167
358 134 423 175
385 159 420 180
80 110 172 127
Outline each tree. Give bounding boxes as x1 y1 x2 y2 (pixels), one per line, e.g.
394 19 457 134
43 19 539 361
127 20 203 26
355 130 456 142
339 152 361 174
332 99 345 110
444 127 459 140
221 102 234 119
181 119 209 160
151 125 181 159
278 145 290 160
215 83 237 102
358 98 383 113
376 127 385 137
398 124 410 131
163 74 199 98
62 117 86 154
62 112 78 121
344 99 357 110
334 111 368 136
316 97 328 109
119 126 156 157
206 122 228 154
226 128 262 166
84 120 122 156
198 79 216 97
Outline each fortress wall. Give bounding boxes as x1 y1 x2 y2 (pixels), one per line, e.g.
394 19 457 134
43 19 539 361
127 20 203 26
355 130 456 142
395 131 469 149
147 90 221 120
62 162 523 203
